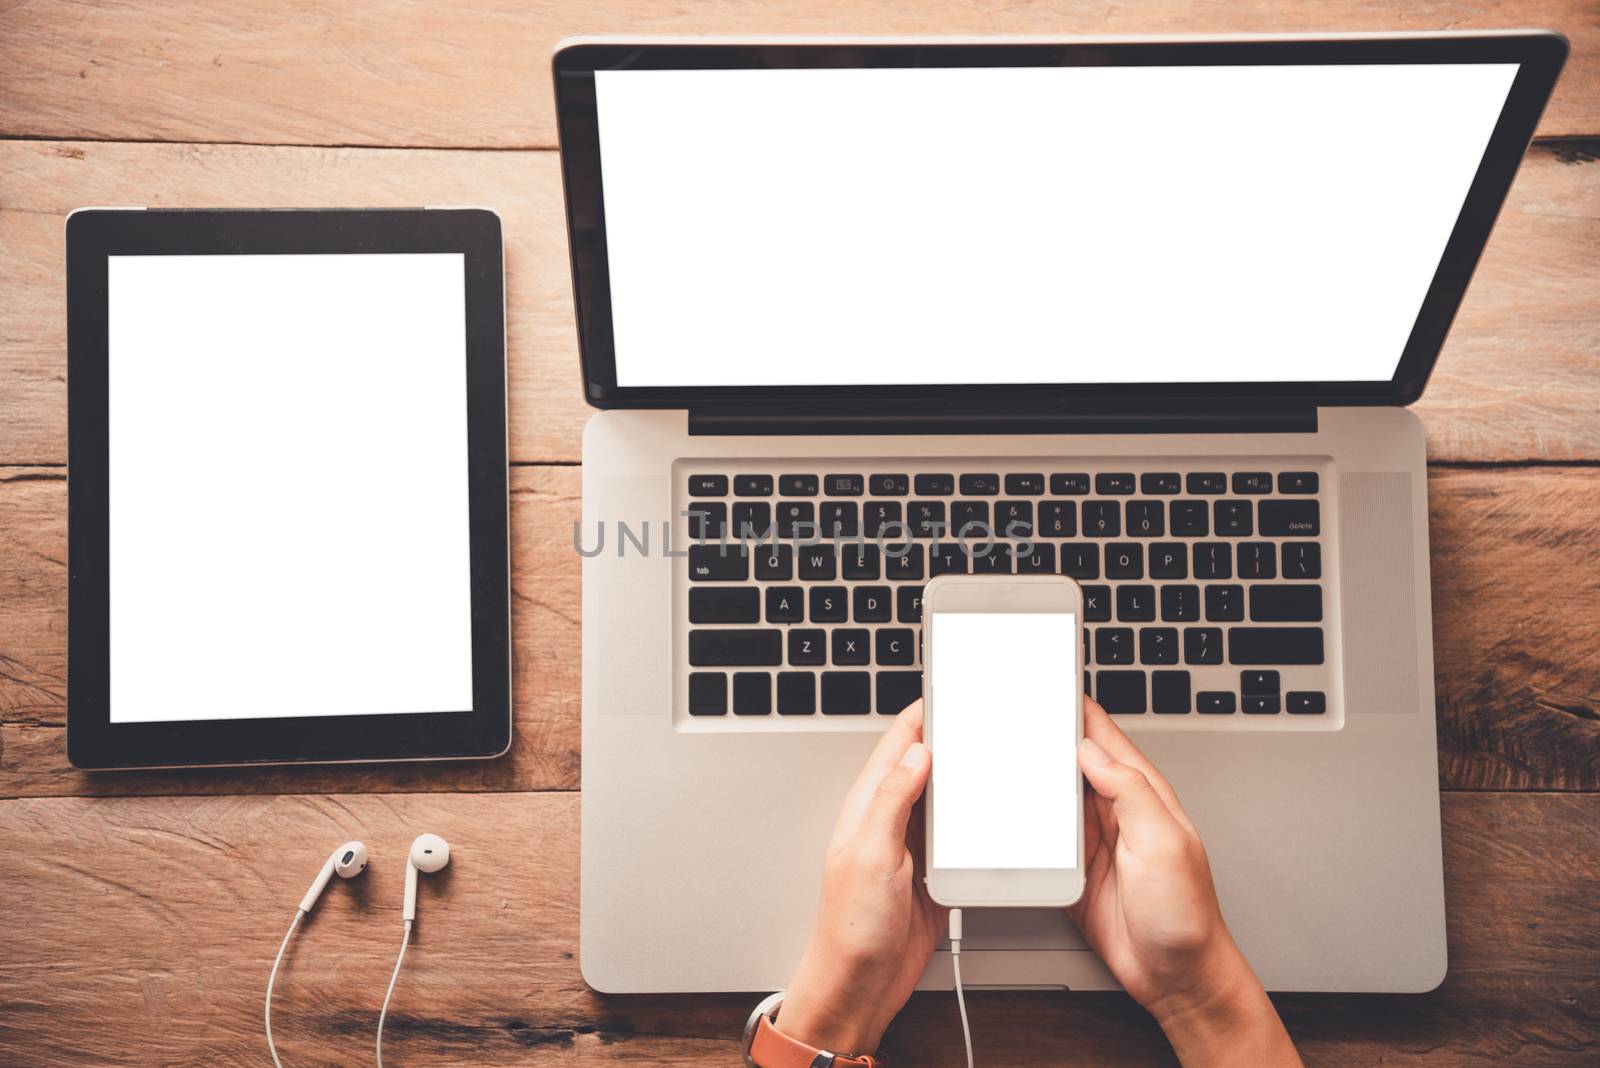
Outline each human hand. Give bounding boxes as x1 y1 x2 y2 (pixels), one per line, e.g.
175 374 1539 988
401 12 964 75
1071 698 1302 1068
778 699 944 1055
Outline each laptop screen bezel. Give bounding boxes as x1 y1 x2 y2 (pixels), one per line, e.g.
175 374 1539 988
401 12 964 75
553 34 1566 412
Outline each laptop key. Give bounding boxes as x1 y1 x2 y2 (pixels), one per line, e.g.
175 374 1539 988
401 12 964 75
688 673 727 716
1278 471 1319 494
822 672 872 714
1117 585 1156 622
1243 694 1281 714
777 672 816 715
877 671 922 714
810 587 847 623
909 501 946 537
832 629 870 666
688 474 728 497
914 473 954 495
689 630 781 667
1184 627 1223 664
1096 473 1136 495
754 544 793 581
787 629 826 666
766 587 804 623
732 502 772 540
1152 670 1191 712
960 473 1000 496
825 474 864 496
1161 584 1200 622
1282 541 1322 579
1170 500 1209 536
1097 670 1146 713
1238 542 1276 580
886 544 925 580
821 501 858 537
732 672 771 715
1229 627 1325 665
930 543 970 575
733 474 773 497
776 501 815 538
1150 543 1187 579
1287 691 1327 714
1233 472 1273 494
1194 542 1232 580
1140 628 1179 665
1061 544 1100 579
1038 501 1076 537
1259 499 1320 537
1083 585 1111 622
1204 584 1244 621
689 588 759 624
1106 543 1144 579
1250 584 1323 622
1127 500 1164 537
870 474 910 496
1214 500 1253 537
1083 501 1120 537
1017 542 1055 574
1050 473 1090 495
1005 473 1045 495
1197 691 1236 714
1187 472 1227 494
686 502 726 539
971 543 1012 574
996 500 1033 537
799 545 837 581
877 629 916 665
1097 628 1135 665
1142 473 1182 495
853 586 892 623
864 501 903 538
843 544 881 581
952 500 989 533
688 545 747 582
896 586 924 623
1242 670 1280 694
779 474 819 496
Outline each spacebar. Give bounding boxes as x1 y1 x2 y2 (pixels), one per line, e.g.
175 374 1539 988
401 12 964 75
688 629 782 666
1228 627 1324 665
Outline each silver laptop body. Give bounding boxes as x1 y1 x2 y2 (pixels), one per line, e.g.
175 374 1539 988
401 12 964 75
560 32 1566 993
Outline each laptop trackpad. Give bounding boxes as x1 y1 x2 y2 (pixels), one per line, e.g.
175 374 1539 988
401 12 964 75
958 908 1087 951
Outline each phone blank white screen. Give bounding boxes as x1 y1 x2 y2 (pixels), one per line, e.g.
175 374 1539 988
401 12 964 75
931 612 1078 870
106 253 475 723
593 63 1517 386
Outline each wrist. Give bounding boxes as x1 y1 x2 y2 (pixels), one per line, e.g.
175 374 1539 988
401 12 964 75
778 949 888 1054
1147 939 1294 1068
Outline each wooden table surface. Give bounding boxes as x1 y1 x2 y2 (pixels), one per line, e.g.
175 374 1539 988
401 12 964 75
2 4 1597 1065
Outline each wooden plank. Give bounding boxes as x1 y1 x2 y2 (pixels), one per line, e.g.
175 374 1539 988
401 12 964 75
3 139 1598 466
2 464 1597 797
1 1 1596 148
0 791 1594 1065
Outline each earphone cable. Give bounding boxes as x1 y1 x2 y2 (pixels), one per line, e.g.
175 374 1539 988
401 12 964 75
265 909 304 1068
375 919 413 1068
950 908 974 1068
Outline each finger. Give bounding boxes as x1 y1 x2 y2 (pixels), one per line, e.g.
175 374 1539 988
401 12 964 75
832 702 925 840
1081 699 1194 832
860 741 931 849
1078 737 1186 855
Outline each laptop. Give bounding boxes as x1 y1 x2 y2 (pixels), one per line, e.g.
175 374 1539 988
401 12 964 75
558 32 1567 993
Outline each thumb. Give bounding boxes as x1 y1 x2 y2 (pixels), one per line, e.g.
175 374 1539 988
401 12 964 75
861 741 930 847
1079 737 1182 854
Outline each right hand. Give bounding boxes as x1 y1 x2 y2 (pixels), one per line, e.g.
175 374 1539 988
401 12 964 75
1070 698 1302 1067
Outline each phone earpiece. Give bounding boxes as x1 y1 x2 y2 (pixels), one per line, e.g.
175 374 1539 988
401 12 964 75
402 834 450 923
298 840 369 915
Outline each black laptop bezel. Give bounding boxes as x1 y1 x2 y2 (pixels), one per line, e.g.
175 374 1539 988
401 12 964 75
66 208 512 769
553 33 1567 412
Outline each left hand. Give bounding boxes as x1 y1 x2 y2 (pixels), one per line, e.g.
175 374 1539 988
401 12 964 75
777 698 945 1055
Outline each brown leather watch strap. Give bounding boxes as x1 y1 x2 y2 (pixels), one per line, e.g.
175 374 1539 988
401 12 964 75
749 1014 879 1068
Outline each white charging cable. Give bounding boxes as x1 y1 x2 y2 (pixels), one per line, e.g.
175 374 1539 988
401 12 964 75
375 919 413 1068
950 908 974 1068
265 910 304 1068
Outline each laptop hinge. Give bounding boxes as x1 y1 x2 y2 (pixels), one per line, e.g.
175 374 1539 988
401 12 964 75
688 401 1317 437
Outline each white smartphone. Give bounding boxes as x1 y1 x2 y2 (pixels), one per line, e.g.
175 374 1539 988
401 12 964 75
922 574 1085 908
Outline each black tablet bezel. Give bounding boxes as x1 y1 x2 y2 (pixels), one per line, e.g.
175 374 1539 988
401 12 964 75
553 33 1567 412
66 208 511 769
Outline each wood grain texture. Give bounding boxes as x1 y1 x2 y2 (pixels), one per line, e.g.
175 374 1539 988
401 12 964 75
3 464 1596 797
2 139 1599 467
1 791 1594 1066
1 0 1596 148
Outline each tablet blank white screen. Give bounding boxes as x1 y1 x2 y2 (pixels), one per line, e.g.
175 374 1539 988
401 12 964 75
931 612 1078 870
106 253 474 723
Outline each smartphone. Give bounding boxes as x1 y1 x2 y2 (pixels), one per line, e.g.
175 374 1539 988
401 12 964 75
922 574 1085 908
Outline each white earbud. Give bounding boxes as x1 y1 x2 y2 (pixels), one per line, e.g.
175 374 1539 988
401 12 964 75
297 840 369 915
402 834 449 924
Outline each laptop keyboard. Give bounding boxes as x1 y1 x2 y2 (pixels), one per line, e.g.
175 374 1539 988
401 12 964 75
679 462 1336 726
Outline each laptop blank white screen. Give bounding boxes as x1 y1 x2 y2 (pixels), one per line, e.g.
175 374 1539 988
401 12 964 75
592 64 1518 387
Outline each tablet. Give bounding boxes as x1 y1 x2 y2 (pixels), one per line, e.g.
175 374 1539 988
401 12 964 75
66 208 511 768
